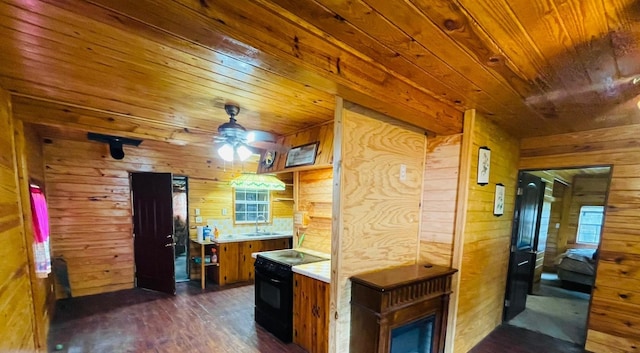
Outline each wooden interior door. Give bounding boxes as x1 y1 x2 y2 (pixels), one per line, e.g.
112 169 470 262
504 172 544 321
131 172 176 295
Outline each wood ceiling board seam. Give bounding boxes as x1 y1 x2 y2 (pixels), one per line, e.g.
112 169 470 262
267 0 519 123
603 0 640 78
81 0 462 134
12 97 218 145
453 0 612 132
166 0 462 133
552 0 620 102
503 0 605 111
0 28 329 127
72 0 338 113
360 0 551 108
7 0 336 129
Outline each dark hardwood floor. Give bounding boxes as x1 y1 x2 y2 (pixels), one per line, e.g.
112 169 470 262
50 281 588 353
469 324 588 353
48 281 306 353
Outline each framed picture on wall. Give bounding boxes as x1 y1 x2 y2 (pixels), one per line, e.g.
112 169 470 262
285 142 318 168
477 146 491 185
494 183 505 216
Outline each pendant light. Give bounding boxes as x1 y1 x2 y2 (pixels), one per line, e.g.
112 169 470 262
230 173 286 191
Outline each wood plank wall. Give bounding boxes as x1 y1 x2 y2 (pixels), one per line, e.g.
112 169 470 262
0 90 37 351
331 103 426 353
450 110 520 353
564 175 610 249
297 168 332 253
14 121 53 351
543 181 568 271
38 127 259 297
419 134 462 267
520 124 640 353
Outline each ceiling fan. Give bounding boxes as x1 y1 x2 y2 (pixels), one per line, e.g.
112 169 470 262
214 104 280 162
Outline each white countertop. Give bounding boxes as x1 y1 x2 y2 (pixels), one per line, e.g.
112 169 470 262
292 260 331 283
252 247 331 283
191 233 292 244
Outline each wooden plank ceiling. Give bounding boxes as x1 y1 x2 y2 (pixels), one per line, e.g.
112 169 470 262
1 0 640 144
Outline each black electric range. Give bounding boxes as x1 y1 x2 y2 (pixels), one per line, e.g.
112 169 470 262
254 249 328 342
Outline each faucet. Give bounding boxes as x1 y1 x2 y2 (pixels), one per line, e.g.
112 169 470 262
256 214 266 233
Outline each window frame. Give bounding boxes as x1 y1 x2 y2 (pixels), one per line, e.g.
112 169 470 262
576 205 605 245
232 188 272 225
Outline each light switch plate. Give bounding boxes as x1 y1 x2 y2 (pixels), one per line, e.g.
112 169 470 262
195 216 203 223
195 208 201 216
400 164 407 181
222 208 228 216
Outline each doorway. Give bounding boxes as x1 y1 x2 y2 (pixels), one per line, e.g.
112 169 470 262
504 166 612 345
131 172 176 295
173 176 189 282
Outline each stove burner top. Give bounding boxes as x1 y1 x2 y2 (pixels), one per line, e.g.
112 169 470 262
257 249 328 267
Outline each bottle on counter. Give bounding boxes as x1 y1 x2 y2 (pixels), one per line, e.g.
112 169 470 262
214 225 220 239
210 248 217 264
203 225 212 241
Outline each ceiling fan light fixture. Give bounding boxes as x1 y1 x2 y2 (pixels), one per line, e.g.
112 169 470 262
217 143 234 162
237 144 253 161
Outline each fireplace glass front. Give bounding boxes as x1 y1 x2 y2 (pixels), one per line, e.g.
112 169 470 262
390 315 435 353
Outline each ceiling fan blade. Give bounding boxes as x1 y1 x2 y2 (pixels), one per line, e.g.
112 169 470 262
250 141 290 153
246 130 277 144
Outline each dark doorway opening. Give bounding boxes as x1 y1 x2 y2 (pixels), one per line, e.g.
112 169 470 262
504 166 612 346
173 176 189 283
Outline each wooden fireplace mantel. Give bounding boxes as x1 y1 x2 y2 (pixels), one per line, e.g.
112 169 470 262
350 263 458 353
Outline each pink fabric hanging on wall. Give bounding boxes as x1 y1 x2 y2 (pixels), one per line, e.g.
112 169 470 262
30 186 51 278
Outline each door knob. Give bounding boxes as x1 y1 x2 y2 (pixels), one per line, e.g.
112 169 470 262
165 243 176 247
166 235 173 238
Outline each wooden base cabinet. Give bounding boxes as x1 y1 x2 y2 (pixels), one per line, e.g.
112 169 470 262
293 273 329 353
350 264 457 353
214 238 291 286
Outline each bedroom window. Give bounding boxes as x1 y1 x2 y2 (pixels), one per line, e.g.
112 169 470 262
576 205 605 244
234 188 270 224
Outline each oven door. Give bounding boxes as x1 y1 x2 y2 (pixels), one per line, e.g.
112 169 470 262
254 267 292 317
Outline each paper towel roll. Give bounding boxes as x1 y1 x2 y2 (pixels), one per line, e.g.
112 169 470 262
196 226 204 241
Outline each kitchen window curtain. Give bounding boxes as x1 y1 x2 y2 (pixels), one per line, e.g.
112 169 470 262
30 185 51 278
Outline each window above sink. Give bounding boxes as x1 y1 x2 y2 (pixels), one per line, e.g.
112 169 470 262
234 188 271 224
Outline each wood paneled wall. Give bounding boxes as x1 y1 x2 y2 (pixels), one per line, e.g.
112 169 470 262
565 175 610 248
419 134 462 267
14 121 53 351
450 110 520 353
297 168 332 253
187 177 293 236
543 181 569 270
331 102 426 353
38 127 258 297
520 124 640 353
0 90 37 351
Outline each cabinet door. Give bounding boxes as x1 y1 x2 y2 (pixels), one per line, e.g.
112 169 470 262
219 243 240 285
293 273 314 351
312 280 330 353
294 274 329 353
240 241 261 281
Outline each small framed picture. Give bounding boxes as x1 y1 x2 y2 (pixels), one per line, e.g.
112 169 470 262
477 146 491 185
285 142 318 168
494 183 505 216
